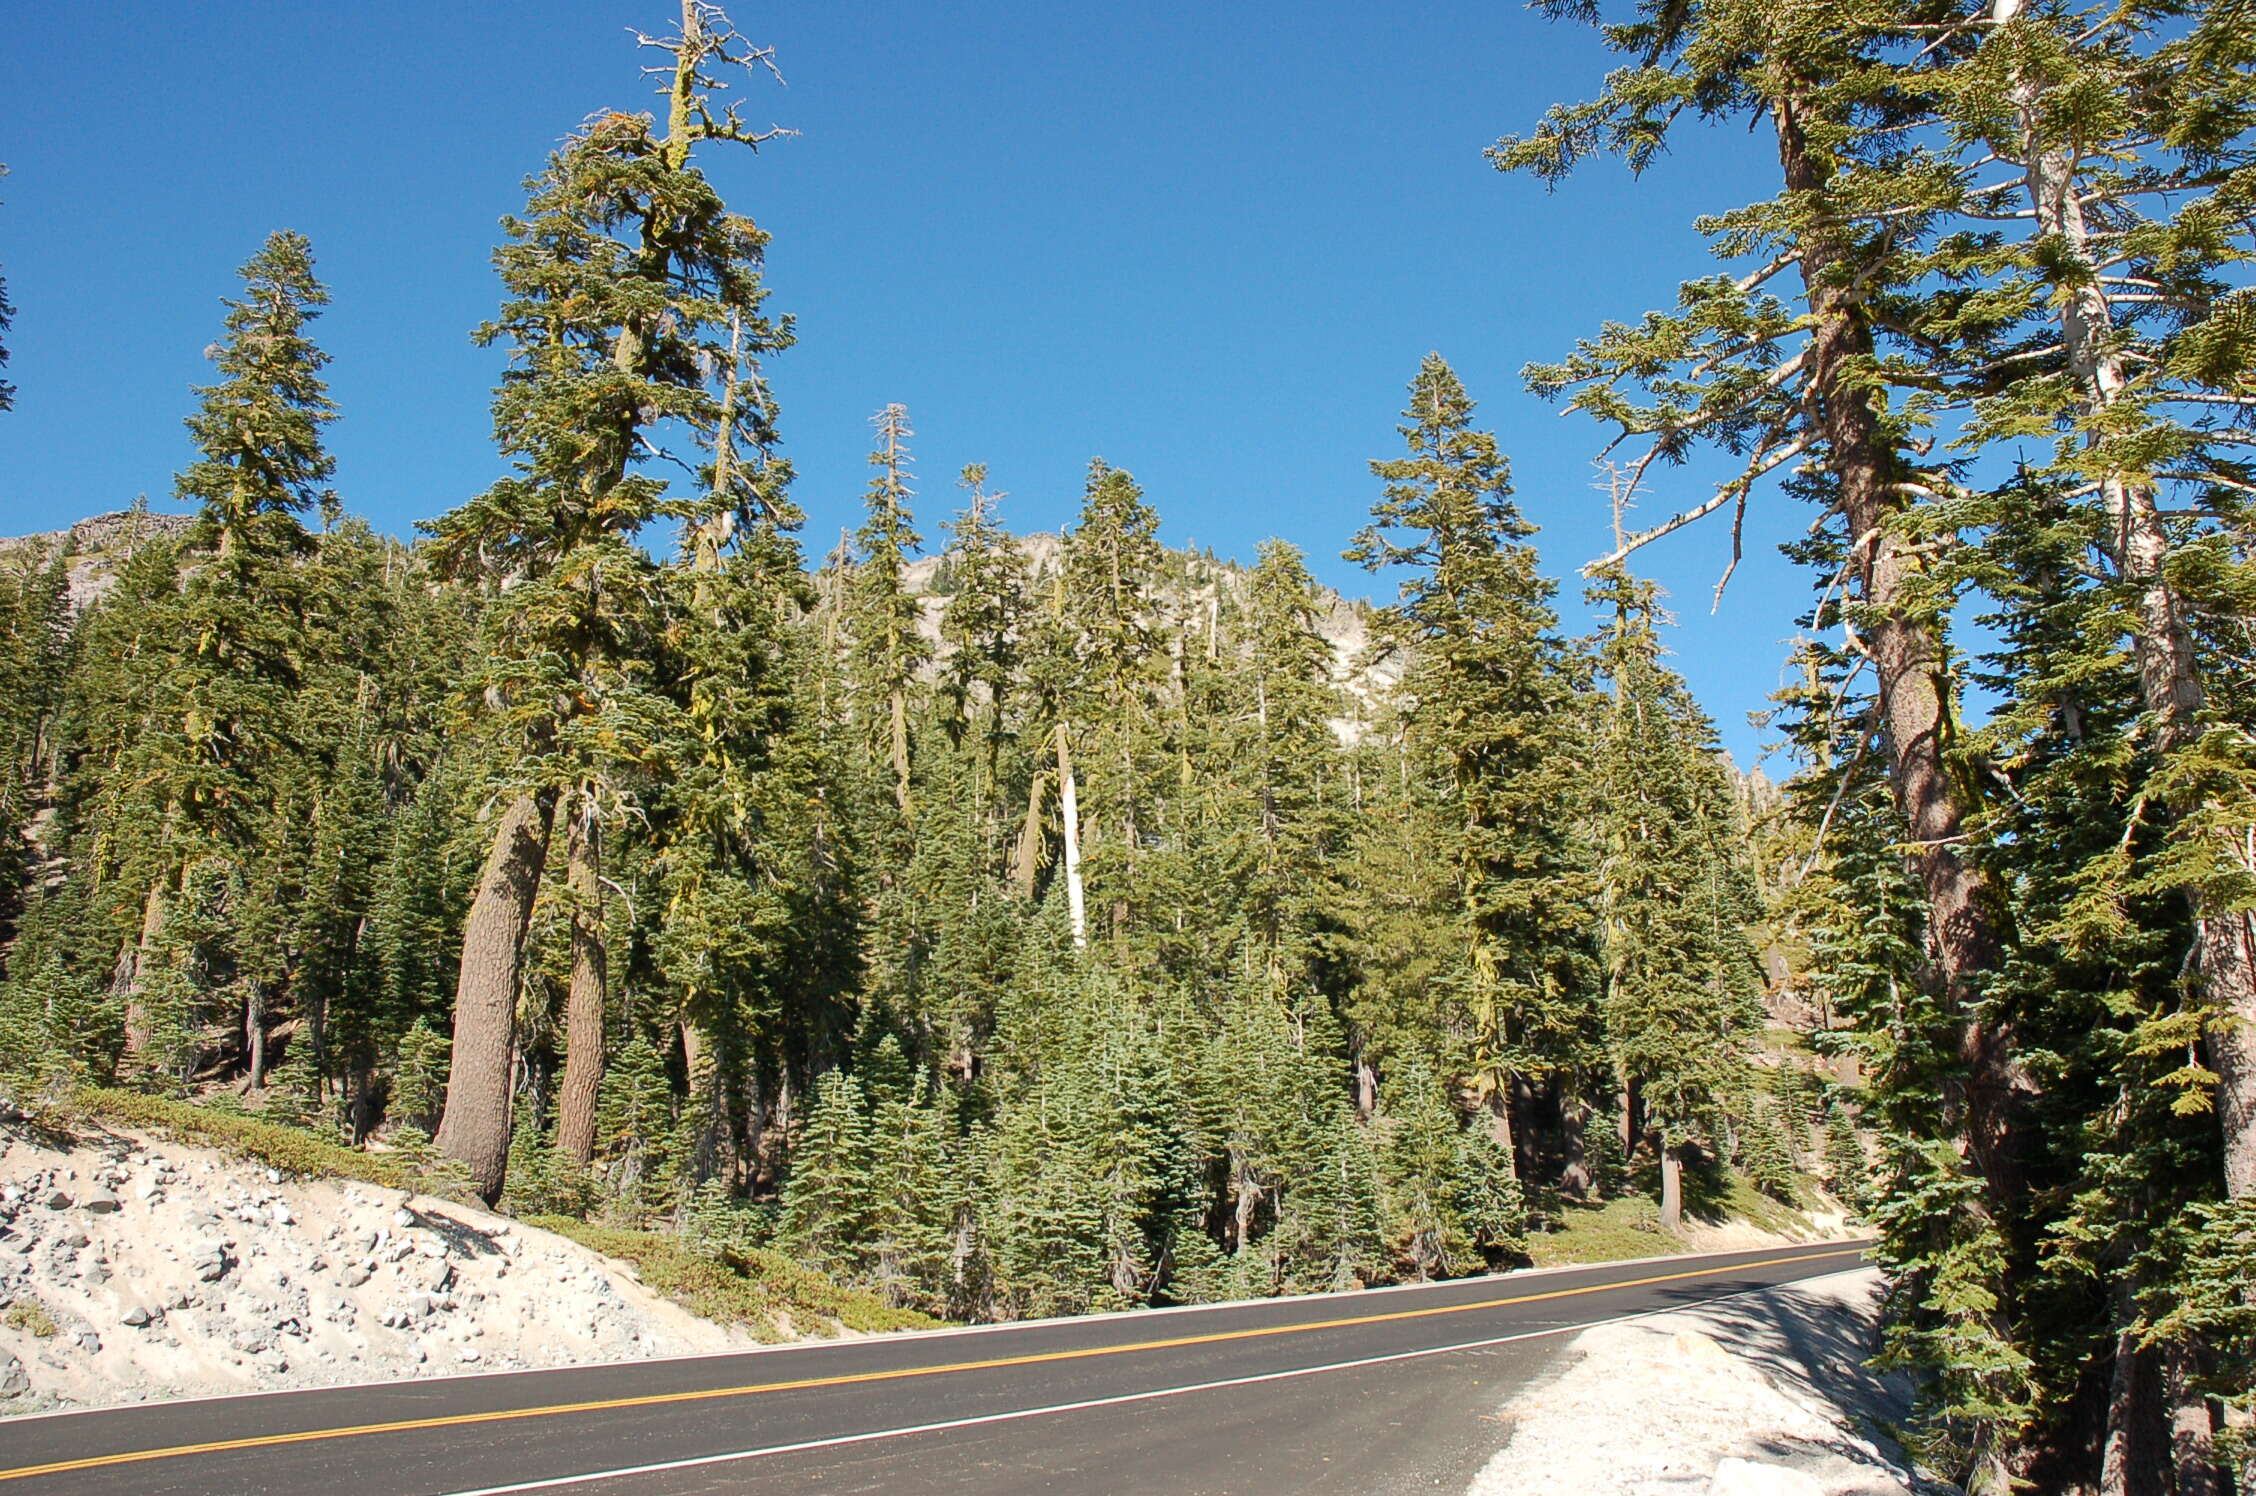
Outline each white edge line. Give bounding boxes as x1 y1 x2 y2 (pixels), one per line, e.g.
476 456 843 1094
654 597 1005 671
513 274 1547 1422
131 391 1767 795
0 1237 1871 1429
433 1266 1882 1496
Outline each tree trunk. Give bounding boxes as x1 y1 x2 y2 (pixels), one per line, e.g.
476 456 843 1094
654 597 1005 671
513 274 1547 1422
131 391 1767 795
1012 770 1046 900
1775 93 2028 1208
1559 1098 1593 1201
243 983 267 1091
1658 1138 1683 1232
434 790 556 1204
1231 1150 1260 1256
2163 1341 2223 1496
1055 723 1087 949
553 801 606 1166
681 1019 735 1188
888 686 913 820
116 875 169 1060
2100 1277 2166 1496
1987 0 2256 1202
1488 1089 1518 1175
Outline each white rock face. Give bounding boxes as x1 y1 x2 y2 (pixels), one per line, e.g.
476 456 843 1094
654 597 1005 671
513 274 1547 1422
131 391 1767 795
0 1126 762 1416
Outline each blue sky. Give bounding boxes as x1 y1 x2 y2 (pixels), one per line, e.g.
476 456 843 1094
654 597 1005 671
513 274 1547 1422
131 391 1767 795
1 1 1808 765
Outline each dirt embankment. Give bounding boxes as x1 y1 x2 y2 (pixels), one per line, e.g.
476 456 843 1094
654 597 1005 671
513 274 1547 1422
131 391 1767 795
0 1123 759 1414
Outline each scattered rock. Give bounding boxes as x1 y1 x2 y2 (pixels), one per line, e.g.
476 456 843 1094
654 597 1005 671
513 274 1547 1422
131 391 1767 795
0 1356 28 1398
120 1304 161 1329
79 1190 121 1215
39 1189 70 1211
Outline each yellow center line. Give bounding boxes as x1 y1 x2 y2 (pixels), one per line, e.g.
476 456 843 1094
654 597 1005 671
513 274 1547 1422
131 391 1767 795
0 1245 1863 1485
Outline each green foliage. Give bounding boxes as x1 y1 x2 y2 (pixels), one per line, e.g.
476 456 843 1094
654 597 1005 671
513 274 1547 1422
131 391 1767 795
3 1296 56 1338
71 1086 418 1190
525 1216 933 1338
1375 1056 1526 1280
1823 1104 1871 1214
1733 1097 1799 1204
389 1019 450 1134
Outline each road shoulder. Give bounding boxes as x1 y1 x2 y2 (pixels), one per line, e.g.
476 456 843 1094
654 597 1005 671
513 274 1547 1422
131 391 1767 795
1464 1268 1958 1496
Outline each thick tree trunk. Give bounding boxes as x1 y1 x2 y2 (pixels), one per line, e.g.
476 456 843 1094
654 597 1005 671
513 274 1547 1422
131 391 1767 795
1658 1139 1684 1232
1559 1097 1593 1201
1012 771 1046 900
553 803 607 1166
1988 0 2256 1201
434 790 556 1204
1055 724 1087 949
115 875 169 1060
2164 1341 2223 1496
1775 95 2027 1206
1488 1090 1518 1175
2099 1278 2166 1496
888 687 913 820
681 1020 735 1188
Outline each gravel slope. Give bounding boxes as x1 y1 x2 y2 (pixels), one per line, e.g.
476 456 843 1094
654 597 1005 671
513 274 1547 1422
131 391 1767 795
1466 1268 1956 1496
0 1124 757 1414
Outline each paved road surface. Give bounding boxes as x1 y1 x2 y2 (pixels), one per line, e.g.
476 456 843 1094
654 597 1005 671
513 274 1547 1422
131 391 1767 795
0 1240 1869 1496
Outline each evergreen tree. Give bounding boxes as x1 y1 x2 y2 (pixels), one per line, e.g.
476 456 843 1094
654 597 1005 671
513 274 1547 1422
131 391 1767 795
1347 354 1595 1177
848 404 928 822
1590 562 1762 1226
423 2 792 1200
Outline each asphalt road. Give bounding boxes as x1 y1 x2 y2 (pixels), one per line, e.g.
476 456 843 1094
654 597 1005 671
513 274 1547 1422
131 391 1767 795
0 1240 1870 1496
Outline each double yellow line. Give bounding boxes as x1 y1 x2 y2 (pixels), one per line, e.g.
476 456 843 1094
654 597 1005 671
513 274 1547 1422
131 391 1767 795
0 1245 1863 1485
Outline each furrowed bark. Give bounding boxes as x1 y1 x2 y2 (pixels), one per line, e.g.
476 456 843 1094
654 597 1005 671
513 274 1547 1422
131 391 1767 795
2099 1277 2166 1496
115 875 169 1061
1774 93 2027 1206
553 799 607 1166
2164 1341 2223 1496
434 789 556 1203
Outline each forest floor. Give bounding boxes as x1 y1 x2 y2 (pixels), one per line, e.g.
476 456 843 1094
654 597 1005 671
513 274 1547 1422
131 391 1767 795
1526 1177 1856 1269
1463 1267 1951 1496
0 1109 924 1417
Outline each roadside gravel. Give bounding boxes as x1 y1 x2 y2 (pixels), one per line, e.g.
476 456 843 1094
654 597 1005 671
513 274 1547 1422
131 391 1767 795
1465 1267 1957 1496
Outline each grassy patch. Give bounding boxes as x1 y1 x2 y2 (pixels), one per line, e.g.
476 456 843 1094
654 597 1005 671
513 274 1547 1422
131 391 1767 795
526 1218 935 1340
66 1086 422 1192
3 1296 57 1338
1523 1169 1830 1268
1711 1173 1817 1237
1524 1195 1674 1268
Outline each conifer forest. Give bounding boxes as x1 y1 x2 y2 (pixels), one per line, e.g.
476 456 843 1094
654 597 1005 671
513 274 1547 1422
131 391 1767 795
6 1 2256 1489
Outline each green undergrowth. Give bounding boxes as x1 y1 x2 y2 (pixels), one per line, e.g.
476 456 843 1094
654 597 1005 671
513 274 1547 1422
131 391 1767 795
63 1085 423 1191
525 1218 935 1340
1525 1195 1674 1267
1522 1170 1833 1269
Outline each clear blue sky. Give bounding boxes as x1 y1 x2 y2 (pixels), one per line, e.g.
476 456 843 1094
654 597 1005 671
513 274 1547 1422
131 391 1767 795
0 1 1808 765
